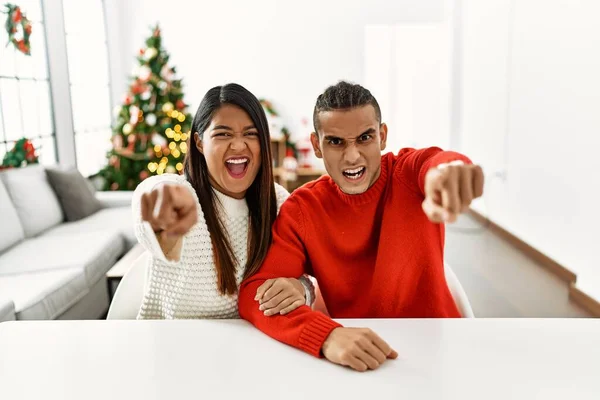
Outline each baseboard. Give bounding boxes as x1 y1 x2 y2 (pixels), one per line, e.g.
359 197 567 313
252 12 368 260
468 209 576 284
468 209 600 317
569 284 600 317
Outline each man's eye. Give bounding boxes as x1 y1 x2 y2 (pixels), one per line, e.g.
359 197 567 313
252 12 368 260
328 138 342 146
359 134 373 142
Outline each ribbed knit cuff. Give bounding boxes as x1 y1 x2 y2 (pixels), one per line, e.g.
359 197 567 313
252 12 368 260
297 313 342 358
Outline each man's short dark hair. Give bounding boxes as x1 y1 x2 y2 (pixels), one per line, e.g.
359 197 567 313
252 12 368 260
312 81 382 134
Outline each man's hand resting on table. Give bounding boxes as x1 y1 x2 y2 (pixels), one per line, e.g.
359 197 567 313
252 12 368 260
322 327 398 372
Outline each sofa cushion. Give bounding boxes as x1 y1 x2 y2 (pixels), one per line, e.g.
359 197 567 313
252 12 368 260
44 207 137 250
0 268 87 320
0 178 25 253
46 167 103 222
0 164 64 237
0 230 125 287
0 297 16 322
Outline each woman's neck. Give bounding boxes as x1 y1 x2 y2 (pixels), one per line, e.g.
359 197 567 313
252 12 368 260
209 176 246 199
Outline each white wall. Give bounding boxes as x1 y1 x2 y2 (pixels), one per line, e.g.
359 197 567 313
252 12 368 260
106 0 443 145
460 0 600 298
365 21 452 154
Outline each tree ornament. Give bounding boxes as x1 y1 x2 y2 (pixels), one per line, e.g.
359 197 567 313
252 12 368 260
122 123 133 135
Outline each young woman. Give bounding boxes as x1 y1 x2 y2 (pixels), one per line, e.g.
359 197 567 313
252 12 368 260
132 83 313 319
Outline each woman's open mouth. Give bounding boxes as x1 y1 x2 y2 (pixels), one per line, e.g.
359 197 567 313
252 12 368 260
225 157 249 179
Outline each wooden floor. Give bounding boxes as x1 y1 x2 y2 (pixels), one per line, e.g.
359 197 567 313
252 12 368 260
444 215 591 318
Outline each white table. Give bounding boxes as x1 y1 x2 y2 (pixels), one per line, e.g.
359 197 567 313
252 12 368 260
0 319 599 399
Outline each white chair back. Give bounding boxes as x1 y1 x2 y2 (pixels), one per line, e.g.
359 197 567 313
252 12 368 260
106 252 148 320
444 263 475 318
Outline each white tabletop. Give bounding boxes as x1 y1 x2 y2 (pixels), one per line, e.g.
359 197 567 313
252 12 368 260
0 319 599 400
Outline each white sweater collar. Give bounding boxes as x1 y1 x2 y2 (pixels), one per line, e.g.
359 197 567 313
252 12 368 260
213 189 249 218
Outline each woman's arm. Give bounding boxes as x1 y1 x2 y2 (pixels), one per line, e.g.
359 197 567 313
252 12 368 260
132 175 198 262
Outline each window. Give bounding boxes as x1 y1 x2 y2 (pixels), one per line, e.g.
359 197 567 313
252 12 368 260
0 0 55 165
62 0 112 177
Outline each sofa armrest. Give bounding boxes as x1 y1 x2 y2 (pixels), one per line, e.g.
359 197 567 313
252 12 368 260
95 191 134 209
0 298 16 322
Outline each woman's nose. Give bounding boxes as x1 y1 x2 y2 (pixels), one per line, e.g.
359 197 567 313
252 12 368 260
229 137 246 151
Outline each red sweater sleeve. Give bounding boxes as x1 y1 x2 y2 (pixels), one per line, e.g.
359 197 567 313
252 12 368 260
394 147 472 196
238 196 341 358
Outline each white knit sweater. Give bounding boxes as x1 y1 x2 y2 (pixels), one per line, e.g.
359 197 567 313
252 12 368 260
132 174 310 319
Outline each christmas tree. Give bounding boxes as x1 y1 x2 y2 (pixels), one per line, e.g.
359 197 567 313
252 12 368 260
100 24 192 191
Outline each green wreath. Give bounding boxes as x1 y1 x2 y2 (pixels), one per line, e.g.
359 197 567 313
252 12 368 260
3 3 32 55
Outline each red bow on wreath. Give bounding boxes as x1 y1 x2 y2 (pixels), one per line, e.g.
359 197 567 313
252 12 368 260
3 3 32 55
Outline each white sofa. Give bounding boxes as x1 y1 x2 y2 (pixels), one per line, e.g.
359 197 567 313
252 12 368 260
0 165 135 321
0 298 15 322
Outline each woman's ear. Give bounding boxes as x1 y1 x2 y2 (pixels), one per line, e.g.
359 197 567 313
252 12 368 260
194 132 203 153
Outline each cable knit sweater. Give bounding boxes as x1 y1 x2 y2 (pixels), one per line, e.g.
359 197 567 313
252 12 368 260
131 174 310 319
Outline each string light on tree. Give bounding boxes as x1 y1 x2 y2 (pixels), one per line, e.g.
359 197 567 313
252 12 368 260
162 102 174 113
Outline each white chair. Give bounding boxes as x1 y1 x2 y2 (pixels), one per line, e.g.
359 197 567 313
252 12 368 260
106 251 148 320
107 253 475 319
444 263 475 318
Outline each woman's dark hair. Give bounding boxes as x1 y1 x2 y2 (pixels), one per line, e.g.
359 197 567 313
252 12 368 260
184 83 276 295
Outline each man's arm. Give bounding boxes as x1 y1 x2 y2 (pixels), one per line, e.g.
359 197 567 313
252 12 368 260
394 147 483 223
394 147 472 194
238 196 342 358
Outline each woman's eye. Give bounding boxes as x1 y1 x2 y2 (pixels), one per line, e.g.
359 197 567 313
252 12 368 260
244 131 259 137
213 132 229 138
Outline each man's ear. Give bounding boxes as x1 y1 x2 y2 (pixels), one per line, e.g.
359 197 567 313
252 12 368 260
194 132 203 153
379 123 388 151
310 132 322 158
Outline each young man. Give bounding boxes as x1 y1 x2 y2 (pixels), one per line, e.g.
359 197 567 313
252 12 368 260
238 81 484 372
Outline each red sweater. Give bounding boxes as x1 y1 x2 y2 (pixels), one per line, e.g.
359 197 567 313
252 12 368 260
238 148 471 357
